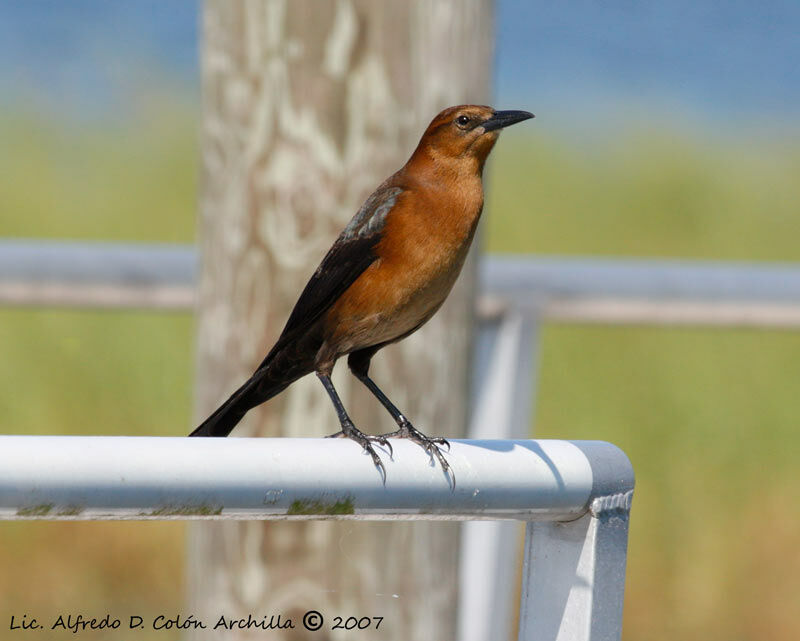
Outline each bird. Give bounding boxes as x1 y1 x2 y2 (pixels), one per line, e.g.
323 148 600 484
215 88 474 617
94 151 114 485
190 104 534 479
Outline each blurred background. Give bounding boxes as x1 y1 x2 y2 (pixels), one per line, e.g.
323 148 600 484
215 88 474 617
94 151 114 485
1 1 799 640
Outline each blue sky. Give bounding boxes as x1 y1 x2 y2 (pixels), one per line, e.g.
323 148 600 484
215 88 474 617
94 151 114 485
1 1 798 135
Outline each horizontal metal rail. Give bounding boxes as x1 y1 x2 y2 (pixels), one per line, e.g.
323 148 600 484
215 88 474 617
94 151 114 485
0 437 631 521
481 255 800 327
0 240 196 310
3 239 800 327
0 436 634 640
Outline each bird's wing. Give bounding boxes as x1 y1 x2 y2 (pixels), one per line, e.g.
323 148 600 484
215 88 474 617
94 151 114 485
259 185 404 366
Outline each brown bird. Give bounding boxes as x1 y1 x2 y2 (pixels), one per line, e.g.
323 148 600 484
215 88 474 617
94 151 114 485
190 105 533 478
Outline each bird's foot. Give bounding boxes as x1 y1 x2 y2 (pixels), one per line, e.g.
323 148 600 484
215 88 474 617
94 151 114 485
380 420 452 479
327 421 392 480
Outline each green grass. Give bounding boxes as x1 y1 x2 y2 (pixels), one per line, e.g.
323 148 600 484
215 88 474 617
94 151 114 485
533 326 800 641
0 105 197 242
1 106 799 641
0 105 197 641
486 130 800 641
487 129 800 261
0 309 193 436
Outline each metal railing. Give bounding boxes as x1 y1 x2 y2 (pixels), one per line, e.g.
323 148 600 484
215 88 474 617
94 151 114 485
467 253 800 641
4 240 800 328
0 435 634 641
5 238 800 640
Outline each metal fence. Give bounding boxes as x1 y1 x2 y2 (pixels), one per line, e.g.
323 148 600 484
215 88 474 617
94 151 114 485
4 240 800 326
0 435 633 641
4 238 800 640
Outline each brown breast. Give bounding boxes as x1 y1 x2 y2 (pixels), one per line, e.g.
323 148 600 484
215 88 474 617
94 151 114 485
324 177 483 354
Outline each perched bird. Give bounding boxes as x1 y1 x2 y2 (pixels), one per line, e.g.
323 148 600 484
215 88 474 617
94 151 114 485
191 104 533 478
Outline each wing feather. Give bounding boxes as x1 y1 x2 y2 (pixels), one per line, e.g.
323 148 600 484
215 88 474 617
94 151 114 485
258 184 403 367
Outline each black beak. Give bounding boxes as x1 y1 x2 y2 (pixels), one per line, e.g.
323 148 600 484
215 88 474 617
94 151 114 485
481 110 534 132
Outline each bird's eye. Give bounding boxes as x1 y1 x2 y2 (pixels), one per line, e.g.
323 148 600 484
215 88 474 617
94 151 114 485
456 115 471 127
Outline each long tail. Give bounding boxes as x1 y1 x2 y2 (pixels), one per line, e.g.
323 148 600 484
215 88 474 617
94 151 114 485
191 328 323 437
189 373 289 438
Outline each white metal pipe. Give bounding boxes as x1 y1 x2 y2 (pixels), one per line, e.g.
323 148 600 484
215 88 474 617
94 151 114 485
0 240 196 288
0 240 196 310
480 255 800 328
518 491 633 641
7 241 800 306
481 254 800 304
461 311 542 641
0 437 631 522
4 240 800 327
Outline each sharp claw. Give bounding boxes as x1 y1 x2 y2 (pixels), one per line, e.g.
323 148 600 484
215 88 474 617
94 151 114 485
369 434 393 458
376 422 453 484
329 423 389 481
364 443 387 483
425 444 455 489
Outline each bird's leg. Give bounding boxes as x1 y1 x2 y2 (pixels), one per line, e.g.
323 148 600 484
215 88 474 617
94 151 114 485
316 372 391 478
348 359 451 475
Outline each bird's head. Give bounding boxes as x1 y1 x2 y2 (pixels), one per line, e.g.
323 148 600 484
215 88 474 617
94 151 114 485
412 105 534 174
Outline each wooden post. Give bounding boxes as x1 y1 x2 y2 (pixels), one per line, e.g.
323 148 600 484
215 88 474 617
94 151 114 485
189 1 493 638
